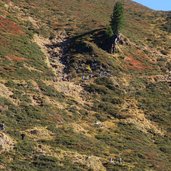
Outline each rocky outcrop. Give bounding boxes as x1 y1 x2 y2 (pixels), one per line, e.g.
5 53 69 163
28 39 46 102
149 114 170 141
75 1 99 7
46 30 71 80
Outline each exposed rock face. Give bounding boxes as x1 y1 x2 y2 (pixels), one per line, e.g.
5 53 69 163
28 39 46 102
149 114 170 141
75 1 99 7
46 30 71 80
33 30 71 81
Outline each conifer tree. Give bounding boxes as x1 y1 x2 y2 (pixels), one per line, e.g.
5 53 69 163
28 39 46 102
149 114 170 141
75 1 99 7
110 1 124 36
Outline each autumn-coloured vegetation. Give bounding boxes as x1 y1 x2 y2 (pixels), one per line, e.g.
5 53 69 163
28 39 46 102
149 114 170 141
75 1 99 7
0 16 24 35
0 0 171 171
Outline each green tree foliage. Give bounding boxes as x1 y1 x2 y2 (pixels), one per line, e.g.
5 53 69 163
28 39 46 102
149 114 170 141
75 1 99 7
106 26 113 38
110 2 124 36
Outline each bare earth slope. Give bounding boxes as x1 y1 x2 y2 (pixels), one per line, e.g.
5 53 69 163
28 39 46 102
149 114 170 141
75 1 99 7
0 0 171 170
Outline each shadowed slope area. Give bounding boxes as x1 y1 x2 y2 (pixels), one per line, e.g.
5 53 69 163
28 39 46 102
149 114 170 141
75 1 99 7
0 0 171 170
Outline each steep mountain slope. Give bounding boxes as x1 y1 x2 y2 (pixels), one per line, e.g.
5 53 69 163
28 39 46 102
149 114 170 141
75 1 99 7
0 0 171 170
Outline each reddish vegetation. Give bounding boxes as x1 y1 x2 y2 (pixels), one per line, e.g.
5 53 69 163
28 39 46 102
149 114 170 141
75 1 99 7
5 55 28 62
0 16 24 35
124 56 148 70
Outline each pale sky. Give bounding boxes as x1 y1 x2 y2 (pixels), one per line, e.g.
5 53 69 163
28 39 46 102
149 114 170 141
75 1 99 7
133 0 171 11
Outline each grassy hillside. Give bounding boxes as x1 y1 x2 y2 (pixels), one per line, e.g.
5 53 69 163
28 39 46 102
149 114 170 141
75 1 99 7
0 0 171 170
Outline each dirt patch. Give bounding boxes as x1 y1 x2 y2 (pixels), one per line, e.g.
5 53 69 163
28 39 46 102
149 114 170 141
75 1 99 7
63 151 106 171
121 99 164 135
70 123 93 137
85 156 106 171
36 144 106 171
102 120 117 130
27 16 39 29
0 133 15 153
5 55 28 62
54 82 82 94
46 81 85 104
68 154 106 171
0 83 13 99
32 34 52 69
0 164 5 170
0 16 24 35
119 75 132 87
